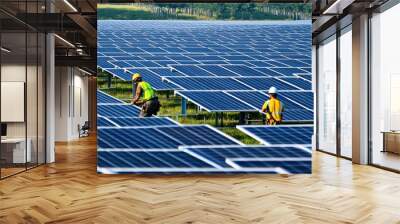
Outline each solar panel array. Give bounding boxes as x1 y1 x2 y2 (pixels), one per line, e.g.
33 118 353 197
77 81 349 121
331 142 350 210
236 125 314 146
98 20 313 121
176 90 313 121
96 89 312 174
97 20 313 174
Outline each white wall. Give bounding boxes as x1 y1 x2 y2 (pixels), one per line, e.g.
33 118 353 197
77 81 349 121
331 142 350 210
54 67 89 141
1 64 27 139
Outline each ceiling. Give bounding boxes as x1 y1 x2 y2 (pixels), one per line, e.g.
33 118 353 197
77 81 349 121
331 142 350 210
0 0 97 73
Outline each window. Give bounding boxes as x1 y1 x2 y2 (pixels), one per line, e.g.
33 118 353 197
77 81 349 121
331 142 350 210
339 27 352 158
317 35 337 154
370 3 400 171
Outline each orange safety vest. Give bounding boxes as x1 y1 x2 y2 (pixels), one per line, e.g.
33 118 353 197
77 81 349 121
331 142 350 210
262 98 284 125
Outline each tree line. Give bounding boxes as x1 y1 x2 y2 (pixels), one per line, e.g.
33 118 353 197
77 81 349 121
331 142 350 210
98 3 311 20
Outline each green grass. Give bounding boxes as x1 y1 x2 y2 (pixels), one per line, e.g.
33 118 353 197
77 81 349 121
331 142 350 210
98 73 262 145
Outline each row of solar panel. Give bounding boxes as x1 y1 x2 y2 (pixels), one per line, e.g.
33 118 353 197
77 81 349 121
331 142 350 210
99 57 311 71
98 53 311 61
100 65 310 79
98 125 313 174
98 52 310 66
98 145 311 174
176 90 313 120
100 66 311 90
164 76 311 91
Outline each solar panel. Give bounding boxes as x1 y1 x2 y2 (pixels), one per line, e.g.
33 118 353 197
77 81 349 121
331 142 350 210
222 65 265 77
107 117 178 127
171 65 213 76
97 90 124 104
98 60 115 69
237 125 314 145
253 67 286 77
280 91 313 110
97 104 140 118
98 117 117 127
98 150 214 169
98 125 241 149
182 145 311 172
225 91 307 112
231 159 311 174
176 91 256 112
103 68 131 80
269 67 307 76
97 145 310 174
277 77 312 90
234 77 301 91
165 77 253 90
148 68 184 77
276 59 310 67
297 74 312 81
282 109 313 121
127 68 178 90
197 65 240 76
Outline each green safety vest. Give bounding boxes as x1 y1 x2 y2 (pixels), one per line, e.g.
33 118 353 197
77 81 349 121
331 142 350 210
138 81 155 101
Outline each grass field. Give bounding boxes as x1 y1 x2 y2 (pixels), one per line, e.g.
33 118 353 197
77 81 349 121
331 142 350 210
98 73 261 144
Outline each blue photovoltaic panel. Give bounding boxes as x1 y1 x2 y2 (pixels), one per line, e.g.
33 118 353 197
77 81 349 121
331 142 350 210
177 91 255 112
98 125 239 149
153 60 176 67
283 109 314 121
165 77 253 90
197 65 240 77
269 67 307 76
253 67 287 77
98 60 115 69
226 91 310 112
104 68 131 80
98 151 214 168
247 61 276 67
97 104 140 118
108 117 177 127
226 91 268 110
189 55 224 61
222 65 265 77
233 160 311 174
235 77 300 91
98 128 180 149
109 61 132 68
171 65 213 76
237 125 313 145
280 91 313 110
127 68 178 90
157 125 239 146
148 68 184 77
276 59 310 67
184 146 310 169
297 74 312 81
278 77 311 90
97 117 117 127
97 90 124 104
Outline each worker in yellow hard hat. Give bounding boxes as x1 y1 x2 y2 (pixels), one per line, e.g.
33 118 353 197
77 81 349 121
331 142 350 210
261 87 284 125
131 73 160 117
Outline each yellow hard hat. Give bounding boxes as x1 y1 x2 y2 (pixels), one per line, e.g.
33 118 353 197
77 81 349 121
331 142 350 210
132 73 141 81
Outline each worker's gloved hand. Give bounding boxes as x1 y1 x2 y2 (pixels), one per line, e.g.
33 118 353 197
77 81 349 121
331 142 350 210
134 100 144 106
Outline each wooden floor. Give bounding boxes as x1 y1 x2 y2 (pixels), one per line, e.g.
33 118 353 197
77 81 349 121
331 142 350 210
1 135 400 224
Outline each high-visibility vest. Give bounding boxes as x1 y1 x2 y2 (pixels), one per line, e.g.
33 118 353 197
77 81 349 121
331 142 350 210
138 81 155 101
262 98 284 123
